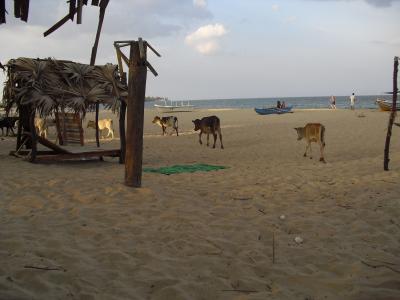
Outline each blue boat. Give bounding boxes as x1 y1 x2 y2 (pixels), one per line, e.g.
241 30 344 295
254 106 293 115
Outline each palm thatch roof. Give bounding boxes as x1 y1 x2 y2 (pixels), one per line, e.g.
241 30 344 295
2 57 127 116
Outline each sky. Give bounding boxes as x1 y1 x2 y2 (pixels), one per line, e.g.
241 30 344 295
0 0 399 100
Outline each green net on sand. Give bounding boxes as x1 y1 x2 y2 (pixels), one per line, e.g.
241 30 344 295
143 164 228 175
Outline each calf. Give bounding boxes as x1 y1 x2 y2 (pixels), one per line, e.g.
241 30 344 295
34 117 48 138
152 116 179 136
87 119 114 139
192 116 224 149
294 123 326 162
0 116 18 136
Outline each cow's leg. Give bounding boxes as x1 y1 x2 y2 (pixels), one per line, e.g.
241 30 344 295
304 142 312 158
319 142 326 163
207 133 210 146
175 126 179 136
218 129 224 149
199 132 203 145
303 143 309 157
212 133 217 148
162 126 166 136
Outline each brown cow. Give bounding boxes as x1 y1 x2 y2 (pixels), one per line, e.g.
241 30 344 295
192 116 224 149
294 123 326 162
152 116 179 136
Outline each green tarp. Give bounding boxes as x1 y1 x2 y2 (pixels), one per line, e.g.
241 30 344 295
143 164 227 175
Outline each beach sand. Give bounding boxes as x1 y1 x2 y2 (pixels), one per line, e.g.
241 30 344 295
1 108 400 300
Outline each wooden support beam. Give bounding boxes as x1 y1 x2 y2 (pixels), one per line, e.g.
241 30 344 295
69 0 76 21
146 41 161 57
119 100 127 164
29 111 37 163
88 1 108 148
125 42 148 187
119 72 127 164
20 0 29 22
0 0 6 24
44 7 78 37
384 56 399 171
77 0 83 24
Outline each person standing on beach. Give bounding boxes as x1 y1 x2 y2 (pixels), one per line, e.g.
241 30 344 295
330 96 337 109
350 93 356 110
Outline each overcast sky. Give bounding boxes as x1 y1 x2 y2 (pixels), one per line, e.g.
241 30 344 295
1 0 399 99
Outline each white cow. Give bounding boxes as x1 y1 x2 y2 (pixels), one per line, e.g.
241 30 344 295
87 119 114 139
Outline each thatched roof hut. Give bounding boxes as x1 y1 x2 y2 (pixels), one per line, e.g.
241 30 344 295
3 57 127 116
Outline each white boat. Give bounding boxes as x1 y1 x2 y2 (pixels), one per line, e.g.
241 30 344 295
154 99 195 113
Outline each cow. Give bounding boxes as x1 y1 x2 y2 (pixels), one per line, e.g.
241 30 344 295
294 123 326 162
34 117 48 138
192 116 224 149
152 116 179 136
0 116 18 136
87 119 114 139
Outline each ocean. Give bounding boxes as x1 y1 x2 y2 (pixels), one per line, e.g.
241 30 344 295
146 95 391 110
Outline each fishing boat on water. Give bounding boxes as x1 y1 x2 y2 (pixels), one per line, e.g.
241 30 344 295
375 98 400 111
254 106 293 115
154 98 195 113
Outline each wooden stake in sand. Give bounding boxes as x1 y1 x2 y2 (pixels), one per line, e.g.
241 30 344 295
384 56 399 171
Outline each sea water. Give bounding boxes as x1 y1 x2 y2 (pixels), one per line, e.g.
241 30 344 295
146 95 391 110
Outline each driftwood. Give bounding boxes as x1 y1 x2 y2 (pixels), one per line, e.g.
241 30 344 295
384 56 399 171
24 265 66 272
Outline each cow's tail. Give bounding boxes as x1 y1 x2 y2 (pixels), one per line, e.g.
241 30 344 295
174 117 178 128
321 125 326 147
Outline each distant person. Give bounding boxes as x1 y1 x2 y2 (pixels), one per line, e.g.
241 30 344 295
281 101 286 108
277 100 281 108
330 96 337 109
350 93 356 110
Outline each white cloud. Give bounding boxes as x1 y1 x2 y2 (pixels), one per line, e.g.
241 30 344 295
194 0 207 8
185 24 227 43
195 41 219 55
185 23 227 55
272 4 280 11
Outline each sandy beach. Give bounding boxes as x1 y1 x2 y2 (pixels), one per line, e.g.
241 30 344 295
1 108 400 300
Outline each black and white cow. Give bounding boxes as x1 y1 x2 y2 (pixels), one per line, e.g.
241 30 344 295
152 116 179 136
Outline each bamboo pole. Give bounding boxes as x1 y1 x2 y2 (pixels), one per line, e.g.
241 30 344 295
384 56 399 171
89 0 108 148
125 42 147 187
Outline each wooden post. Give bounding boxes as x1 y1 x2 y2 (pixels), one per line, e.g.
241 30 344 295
89 1 108 148
29 111 37 163
16 109 22 151
119 72 127 164
125 42 147 187
384 56 399 171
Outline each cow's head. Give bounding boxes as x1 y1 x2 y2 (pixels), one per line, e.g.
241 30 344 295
192 119 201 131
294 127 304 140
152 116 161 124
87 120 95 128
